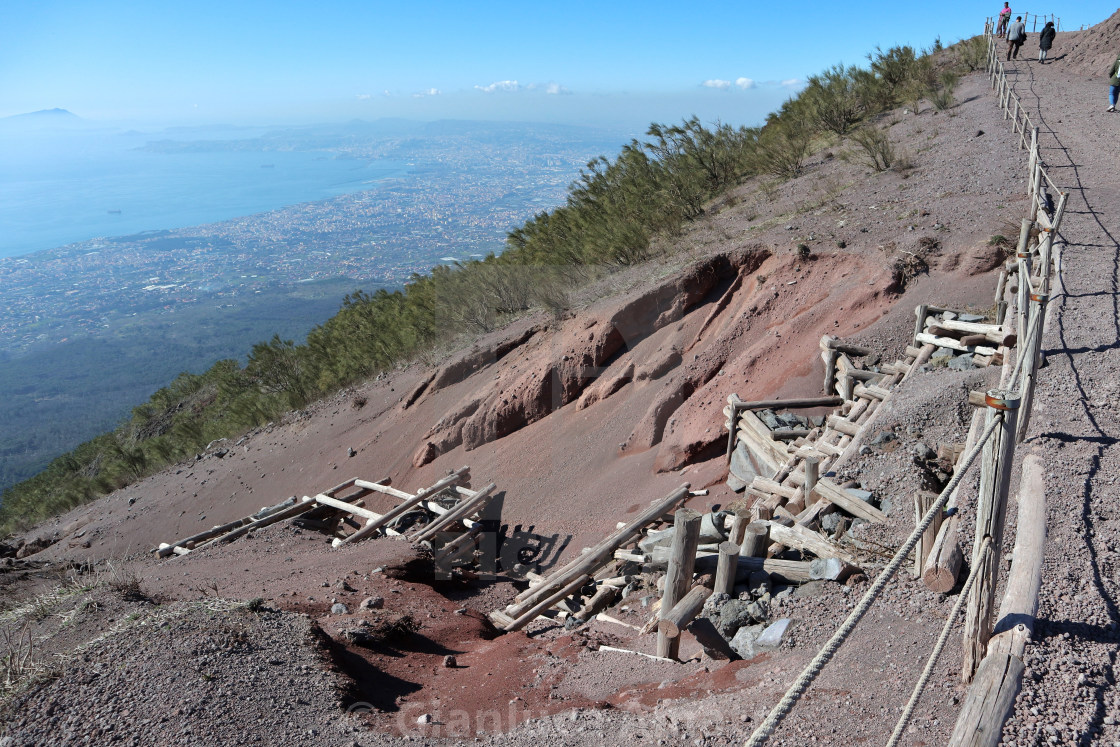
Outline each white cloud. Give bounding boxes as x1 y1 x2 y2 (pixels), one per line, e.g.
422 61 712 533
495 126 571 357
735 77 756 89
702 79 732 90
475 80 521 93
544 82 571 95
356 93 372 100
781 78 802 87
412 88 441 97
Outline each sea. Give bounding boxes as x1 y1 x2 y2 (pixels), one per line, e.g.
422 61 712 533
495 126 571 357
0 125 408 259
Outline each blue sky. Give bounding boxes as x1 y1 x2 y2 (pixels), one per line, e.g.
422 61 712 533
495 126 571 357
1 1 1114 130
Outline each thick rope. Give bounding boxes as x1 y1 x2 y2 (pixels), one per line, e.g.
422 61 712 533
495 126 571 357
743 415 1002 747
883 536 993 747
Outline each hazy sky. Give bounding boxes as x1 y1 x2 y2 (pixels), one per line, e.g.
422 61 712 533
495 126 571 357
2 1 1114 129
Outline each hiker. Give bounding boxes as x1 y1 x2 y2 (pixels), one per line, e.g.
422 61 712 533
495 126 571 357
996 3 1012 37
1038 21 1056 63
1006 16 1026 61
1109 52 1120 112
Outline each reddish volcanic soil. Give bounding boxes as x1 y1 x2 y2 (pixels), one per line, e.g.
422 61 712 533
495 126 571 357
5 15 1120 746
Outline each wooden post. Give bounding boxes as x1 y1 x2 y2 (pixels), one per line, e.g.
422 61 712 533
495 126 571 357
922 514 963 592
822 348 838 395
803 457 819 501
726 394 744 464
657 509 703 659
1017 293 1048 442
962 390 1020 682
739 522 770 558
1038 231 1053 296
1016 254 1030 348
714 541 741 595
914 491 942 577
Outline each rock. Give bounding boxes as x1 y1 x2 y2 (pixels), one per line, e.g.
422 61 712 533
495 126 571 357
730 624 765 658
913 442 937 461
948 355 976 371
809 558 854 582
347 447 357 458
726 471 747 492
730 442 763 486
957 313 986 323
880 497 895 515
747 571 771 597
330 603 350 615
701 592 730 619
931 348 954 365
821 512 842 533
794 580 829 597
359 596 384 610
443 655 457 668
213 448 228 458
753 618 792 652
758 409 782 430
845 488 874 503
334 579 356 593
717 598 768 637
870 431 896 446
417 713 434 725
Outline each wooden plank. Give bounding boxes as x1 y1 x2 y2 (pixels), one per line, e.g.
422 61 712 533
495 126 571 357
732 396 844 411
412 482 497 542
915 332 998 357
658 585 712 641
993 454 1046 644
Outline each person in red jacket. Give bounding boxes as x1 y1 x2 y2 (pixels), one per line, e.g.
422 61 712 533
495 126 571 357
996 3 1012 37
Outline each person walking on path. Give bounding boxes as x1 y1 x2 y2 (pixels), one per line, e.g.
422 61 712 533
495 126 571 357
996 3 1012 37
1109 52 1120 112
1007 16 1026 61
1038 21 1056 63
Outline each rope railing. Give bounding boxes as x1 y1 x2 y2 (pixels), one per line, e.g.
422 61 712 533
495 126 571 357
742 416 1002 747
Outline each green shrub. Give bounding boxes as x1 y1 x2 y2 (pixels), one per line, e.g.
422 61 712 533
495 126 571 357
850 126 895 172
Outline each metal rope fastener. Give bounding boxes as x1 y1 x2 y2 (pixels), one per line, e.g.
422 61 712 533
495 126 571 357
884 536 994 747
743 415 1003 747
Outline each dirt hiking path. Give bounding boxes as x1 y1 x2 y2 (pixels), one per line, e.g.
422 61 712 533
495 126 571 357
997 51 1120 745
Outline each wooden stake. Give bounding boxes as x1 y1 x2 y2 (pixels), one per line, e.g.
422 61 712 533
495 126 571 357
962 390 1020 683
657 509 702 659
714 541 740 595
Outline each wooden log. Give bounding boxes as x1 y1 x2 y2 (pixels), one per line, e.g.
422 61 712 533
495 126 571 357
922 513 963 593
822 347 838 395
740 522 770 558
313 493 383 522
993 454 1046 644
193 496 317 552
597 646 676 664
947 651 1025 746
342 467 470 545
803 457 820 502
962 390 1021 683
729 510 751 545
433 525 483 565
726 393 744 464
750 476 798 499
836 354 883 382
1016 293 1048 442
902 343 937 383
810 477 888 524
412 482 497 542
714 541 740 596
914 491 942 577
904 344 924 358
507 484 689 616
937 318 1003 336
658 585 712 641
821 335 872 356
503 573 591 632
915 332 997 357
853 383 891 401
771 427 811 441
738 409 792 463
657 509 703 659
155 516 250 557
731 395 844 411
354 478 414 501
826 415 861 437
767 521 859 565
575 583 619 623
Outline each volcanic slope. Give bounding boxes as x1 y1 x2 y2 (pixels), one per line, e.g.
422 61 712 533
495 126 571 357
1 50 1090 746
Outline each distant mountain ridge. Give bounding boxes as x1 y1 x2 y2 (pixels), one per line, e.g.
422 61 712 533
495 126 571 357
1 108 81 121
